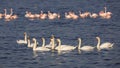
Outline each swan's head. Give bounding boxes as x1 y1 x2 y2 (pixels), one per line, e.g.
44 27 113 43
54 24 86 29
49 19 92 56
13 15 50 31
32 38 36 42
78 38 81 41
96 37 100 40
41 37 45 41
56 39 60 43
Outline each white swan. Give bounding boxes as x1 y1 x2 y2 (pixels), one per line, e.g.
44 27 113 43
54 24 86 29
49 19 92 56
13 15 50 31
16 32 27 44
78 38 95 51
32 38 51 51
55 39 76 51
45 35 56 49
27 36 34 48
96 37 114 51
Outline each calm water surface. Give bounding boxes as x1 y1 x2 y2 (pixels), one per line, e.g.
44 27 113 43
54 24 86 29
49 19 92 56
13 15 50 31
0 0 120 68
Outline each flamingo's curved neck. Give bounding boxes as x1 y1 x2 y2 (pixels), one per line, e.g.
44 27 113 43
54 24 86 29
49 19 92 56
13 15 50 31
104 7 107 13
10 8 13 16
4 9 7 16
27 39 31 47
79 11 82 14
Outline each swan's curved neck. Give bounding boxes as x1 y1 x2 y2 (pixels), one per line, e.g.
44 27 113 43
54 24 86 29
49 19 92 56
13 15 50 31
24 34 27 42
97 37 101 51
51 38 55 50
42 38 45 47
58 40 61 51
27 39 31 47
78 38 81 49
33 39 37 50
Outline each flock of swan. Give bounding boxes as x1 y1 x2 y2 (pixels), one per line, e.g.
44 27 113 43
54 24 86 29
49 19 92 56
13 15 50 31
16 32 114 54
0 7 112 21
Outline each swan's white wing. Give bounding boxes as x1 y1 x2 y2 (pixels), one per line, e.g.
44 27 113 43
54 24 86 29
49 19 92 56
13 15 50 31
16 40 27 44
100 42 114 49
56 45 76 51
80 46 95 51
35 47 50 51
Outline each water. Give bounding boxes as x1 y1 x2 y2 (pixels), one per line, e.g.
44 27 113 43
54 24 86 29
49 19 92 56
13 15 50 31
0 0 120 68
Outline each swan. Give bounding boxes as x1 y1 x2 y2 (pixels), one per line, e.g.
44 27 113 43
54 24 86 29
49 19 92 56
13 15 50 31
32 38 51 51
45 35 56 49
16 32 27 44
27 36 34 48
55 39 76 51
96 37 114 51
27 36 39 48
78 38 95 51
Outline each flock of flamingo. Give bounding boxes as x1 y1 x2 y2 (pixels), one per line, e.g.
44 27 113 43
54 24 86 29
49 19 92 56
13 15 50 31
0 8 18 21
25 7 112 20
0 7 112 21
16 32 114 54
